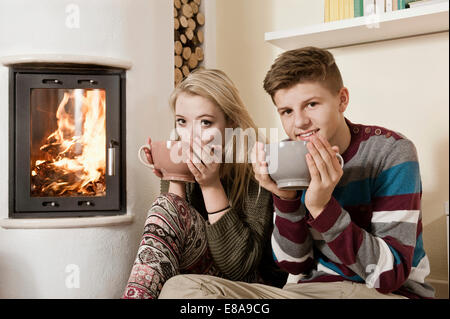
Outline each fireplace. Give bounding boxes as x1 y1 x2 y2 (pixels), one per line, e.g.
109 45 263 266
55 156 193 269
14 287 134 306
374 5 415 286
9 64 126 218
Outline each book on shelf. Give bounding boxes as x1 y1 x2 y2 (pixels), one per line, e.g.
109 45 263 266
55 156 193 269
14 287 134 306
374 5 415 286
364 0 375 15
376 0 386 12
347 0 355 18
406 0 418 7
324 0 429 23
325 0 356 22
325 0 331 21
331 0 339 21
386 0 394 11
354 0 365 16
339 0 345 18
398 0 418 8
326 0 335 21
407 0 449 8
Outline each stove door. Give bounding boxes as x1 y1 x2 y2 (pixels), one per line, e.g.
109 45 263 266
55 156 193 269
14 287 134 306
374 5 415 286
13 72 123 215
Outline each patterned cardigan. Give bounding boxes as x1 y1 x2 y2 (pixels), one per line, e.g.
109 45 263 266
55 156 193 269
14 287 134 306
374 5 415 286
161 177 287 287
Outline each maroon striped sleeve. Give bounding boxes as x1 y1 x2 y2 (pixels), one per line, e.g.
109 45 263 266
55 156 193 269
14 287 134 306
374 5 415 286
275 215 310 244
372 193 421 211
272 194 302 213
327 222 364 265
277 257 315 275
377 262 411 294
307 197 342 233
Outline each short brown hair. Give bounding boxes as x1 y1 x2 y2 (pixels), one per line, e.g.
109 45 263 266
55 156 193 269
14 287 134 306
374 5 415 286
263 47 344 101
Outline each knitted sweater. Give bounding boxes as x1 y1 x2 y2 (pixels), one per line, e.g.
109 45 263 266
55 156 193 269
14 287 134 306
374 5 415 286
161 177 287 287
272 119 435 298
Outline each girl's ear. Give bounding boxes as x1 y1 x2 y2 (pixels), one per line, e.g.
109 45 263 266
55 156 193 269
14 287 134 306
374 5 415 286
338 87 349 113
226 117 235 128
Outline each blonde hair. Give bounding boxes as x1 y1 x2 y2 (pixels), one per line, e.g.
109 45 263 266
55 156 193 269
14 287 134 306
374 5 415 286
169 68 264 209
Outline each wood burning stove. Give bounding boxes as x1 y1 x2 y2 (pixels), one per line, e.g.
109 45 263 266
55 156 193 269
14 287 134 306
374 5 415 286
9 64 126 218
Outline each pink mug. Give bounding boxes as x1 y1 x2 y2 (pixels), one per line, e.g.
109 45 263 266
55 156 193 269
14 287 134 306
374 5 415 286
138 140 195 183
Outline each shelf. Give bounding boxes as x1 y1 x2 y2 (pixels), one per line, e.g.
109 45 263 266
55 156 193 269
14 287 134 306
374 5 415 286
0 54 133 69
265 2 449 50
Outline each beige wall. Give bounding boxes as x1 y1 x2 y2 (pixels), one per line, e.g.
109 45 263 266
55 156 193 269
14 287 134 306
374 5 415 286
216 0 449 297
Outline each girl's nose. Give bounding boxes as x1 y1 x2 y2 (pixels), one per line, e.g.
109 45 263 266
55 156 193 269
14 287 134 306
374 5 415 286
176 126 192 142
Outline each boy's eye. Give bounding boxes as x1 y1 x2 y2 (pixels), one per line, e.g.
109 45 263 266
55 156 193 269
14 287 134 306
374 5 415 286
176 118 186 125
308 102 317 108
281 109 292 115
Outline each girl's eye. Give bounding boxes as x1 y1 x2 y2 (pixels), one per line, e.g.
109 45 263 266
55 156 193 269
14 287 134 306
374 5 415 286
308 102 317 108
200 120 212 127
176 118 186 125
281 109 292 116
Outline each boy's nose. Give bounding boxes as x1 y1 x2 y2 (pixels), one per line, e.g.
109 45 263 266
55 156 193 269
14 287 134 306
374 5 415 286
294 111 311 128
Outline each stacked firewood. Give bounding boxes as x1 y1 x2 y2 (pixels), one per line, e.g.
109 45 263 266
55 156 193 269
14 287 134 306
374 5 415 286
174 0 205 86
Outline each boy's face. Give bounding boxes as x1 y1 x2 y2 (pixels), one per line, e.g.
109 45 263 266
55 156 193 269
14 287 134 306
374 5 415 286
273 81 348 147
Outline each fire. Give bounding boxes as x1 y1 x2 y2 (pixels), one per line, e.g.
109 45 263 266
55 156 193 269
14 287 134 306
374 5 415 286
31 89 106 197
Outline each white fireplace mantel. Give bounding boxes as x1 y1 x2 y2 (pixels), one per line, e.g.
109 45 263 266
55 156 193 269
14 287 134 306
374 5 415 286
0 54 133 69
0 214 134 229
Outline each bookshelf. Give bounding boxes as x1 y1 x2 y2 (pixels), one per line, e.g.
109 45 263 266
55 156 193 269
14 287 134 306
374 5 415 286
265 2 449 50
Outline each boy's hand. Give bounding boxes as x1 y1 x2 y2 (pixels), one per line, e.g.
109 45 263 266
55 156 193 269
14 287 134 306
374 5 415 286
251 142 297 200
305 134 343 218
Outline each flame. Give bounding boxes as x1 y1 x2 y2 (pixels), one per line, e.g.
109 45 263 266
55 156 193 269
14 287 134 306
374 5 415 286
31 89 106 197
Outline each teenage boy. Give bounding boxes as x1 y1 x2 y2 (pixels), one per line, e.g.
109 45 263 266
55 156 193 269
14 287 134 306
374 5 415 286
158 47 434 299
253 46 435 299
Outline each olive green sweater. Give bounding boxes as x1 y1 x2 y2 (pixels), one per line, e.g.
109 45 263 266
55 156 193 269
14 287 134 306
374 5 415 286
160 179 287 287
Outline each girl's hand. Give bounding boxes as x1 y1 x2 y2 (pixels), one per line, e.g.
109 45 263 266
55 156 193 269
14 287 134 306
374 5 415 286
251 141 297 200
187 137 222 188
305 133 343 218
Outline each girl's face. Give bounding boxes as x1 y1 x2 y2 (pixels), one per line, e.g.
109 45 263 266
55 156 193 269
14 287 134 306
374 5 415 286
174 92 228 147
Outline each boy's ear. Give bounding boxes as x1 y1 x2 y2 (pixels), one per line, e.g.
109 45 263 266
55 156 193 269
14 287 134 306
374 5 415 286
338 87 349 113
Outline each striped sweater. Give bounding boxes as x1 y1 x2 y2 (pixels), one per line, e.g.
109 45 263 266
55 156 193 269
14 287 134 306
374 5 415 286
272 119 435 298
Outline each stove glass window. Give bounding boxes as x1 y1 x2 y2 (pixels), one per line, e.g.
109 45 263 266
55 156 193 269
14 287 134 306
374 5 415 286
30 88 106 197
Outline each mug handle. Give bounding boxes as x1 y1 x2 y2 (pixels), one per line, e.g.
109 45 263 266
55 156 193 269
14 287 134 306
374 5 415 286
336 153 344 168
138 145 155 169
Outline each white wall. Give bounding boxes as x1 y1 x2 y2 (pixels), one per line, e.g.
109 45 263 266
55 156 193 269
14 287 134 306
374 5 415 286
0 0 173 298
216 0 449 298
